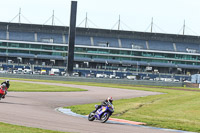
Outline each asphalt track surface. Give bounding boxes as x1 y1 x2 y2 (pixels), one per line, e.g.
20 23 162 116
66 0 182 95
0 80 180 133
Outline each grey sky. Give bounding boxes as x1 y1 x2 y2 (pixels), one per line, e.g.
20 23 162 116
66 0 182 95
0 0 199 35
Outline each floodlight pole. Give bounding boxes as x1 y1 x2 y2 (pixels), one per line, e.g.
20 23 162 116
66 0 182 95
150 17 153 33
67 1 77 75
19 8 21 24
118 15 120 30
85 12 88 28
183 20 185 35
52 10 55 26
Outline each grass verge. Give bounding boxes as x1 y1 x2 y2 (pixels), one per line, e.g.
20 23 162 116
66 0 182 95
0 79 86 92
0 77 197 91
66 87 200 132
0 122 69 133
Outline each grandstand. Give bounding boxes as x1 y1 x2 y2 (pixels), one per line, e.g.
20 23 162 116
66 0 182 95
0 21 200 76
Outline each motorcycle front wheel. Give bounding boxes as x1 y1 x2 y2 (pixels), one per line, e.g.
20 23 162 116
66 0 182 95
88 111 95 121
100 112 110 123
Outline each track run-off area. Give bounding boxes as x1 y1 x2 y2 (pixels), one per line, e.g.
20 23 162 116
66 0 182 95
0 80 193 133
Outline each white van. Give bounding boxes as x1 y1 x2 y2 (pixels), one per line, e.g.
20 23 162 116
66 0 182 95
127 75 136 80
96 74 104 78
49 69 60 76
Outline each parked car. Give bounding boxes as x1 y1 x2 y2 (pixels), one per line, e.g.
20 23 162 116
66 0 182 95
40 70 47 75
143 76 150 80
96 73 104 78
86 73 96 78
13 70 18 74
33 71 40 75
127 75 136 80
115 76 120 79
24 69 32 74
72 72 81 77
0 70 7 73
17 68 23 74
49 68 60 76
109 75 116 79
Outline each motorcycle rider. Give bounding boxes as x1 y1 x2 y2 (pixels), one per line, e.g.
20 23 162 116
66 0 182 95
94 97 113 113
1 80 10 98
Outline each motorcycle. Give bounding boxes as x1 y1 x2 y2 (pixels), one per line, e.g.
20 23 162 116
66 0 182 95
0 85 7 100
88 101 114 123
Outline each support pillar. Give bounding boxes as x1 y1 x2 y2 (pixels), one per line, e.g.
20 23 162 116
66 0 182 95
67 1 77 75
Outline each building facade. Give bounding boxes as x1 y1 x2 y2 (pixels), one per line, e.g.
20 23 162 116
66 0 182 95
0 22 200 75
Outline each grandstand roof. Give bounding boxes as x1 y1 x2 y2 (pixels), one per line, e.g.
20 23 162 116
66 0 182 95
1 22 200 44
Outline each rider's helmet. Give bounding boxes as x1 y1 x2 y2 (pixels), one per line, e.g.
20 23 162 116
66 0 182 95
107 97 113 103
6 80 9 84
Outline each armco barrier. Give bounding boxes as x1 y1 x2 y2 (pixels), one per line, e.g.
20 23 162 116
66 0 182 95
0 73 184 87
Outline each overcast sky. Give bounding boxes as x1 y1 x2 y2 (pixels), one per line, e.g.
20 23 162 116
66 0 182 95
0 0 200 36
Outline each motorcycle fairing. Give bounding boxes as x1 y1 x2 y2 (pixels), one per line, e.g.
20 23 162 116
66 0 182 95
95 106 108 120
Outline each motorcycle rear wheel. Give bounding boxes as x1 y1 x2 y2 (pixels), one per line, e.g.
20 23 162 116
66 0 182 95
88 111 95 121
100 112 110 123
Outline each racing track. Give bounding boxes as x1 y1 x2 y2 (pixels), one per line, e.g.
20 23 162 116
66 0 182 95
0 80 182 133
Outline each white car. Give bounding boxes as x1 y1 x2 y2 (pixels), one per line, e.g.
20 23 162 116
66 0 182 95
127 75 136 80
0 70 7 73
96 74 104 78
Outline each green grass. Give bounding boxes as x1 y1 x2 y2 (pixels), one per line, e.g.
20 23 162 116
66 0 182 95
66 87 200 132
0 122 69 133
0 77 197 91
1 77 200 132
0 80 86 92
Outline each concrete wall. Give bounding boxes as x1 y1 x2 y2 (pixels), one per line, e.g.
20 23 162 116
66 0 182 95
0 73 184 87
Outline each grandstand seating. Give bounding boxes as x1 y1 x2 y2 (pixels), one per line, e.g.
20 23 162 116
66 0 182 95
37 54 63 60
64 34 68 44
149 62 175 67
0 30 6 40
8 53 35 58
37 32 63 44
120 38 146 49
138 61 148 66
120 60 148 66
9 31 34 42
75 35 91 46
2 64 13 69
14 65 24 69
93 37 119 47
148 40 174 51
106 59 121 64
175 42 199 53
5 31 200 55
121 60 138 65
0 52 7 56
177 64 200 69
74 57 91 62
92 58 108 63
1 22 200 76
